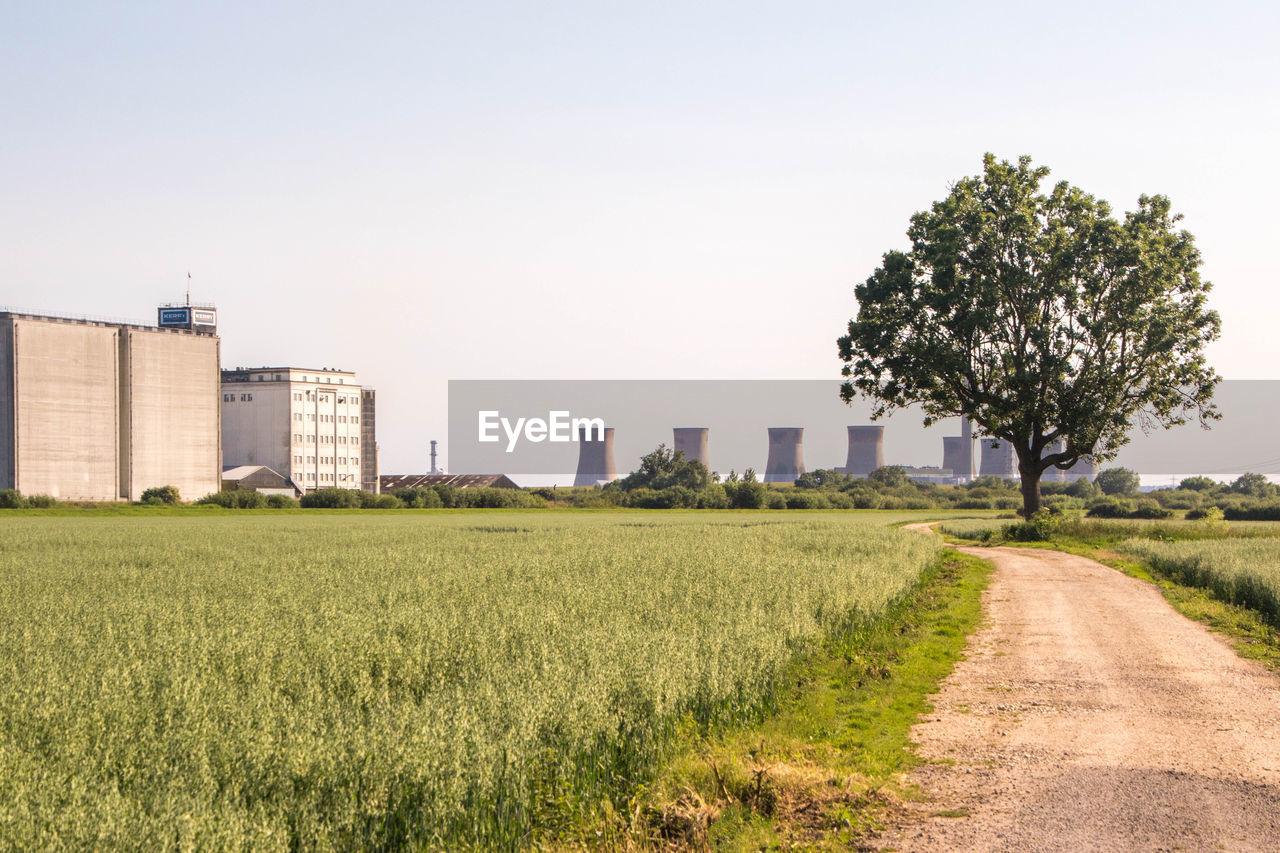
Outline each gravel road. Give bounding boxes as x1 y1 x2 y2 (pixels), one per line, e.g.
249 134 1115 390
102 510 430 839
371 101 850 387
871 540 1280 852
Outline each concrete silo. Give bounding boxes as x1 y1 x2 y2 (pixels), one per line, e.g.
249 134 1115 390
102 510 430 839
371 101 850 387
843 426 884 478
573 426 618 487
673 427 709 468
764 427 805 483
978 438 1017 479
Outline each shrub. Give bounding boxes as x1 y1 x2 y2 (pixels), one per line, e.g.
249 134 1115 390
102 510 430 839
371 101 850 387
196 490 268 509
953 498 995 510
1086 496 1172 519
1095 468 1140 496
394 487 444 508
361 493 403 509
140 485 181 505
726 480 767 509
785 492 830 509
265 494 298 509
0 489 27 508
300 488 363 509
825 491 854 509
696 485 730 509
26 494 57 508
868 466 910 488
765 492 788 509
1222 502 1280 522
848 490 881 509
1004 510 1060 542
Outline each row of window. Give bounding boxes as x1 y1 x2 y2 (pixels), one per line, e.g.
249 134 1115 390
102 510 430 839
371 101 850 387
223 393 254 402
294 391 358 404
293 472 356 483
292 433 360 445
292 454 358 465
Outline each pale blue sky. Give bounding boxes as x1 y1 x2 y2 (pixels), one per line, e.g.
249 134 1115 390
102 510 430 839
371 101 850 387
2 1 1276 473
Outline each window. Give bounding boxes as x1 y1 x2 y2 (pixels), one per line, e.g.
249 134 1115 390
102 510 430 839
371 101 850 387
240 393 253 402
294 413 302 421
353 417 359 424
308 413 315 421
294 433 302 443
307 435 315 443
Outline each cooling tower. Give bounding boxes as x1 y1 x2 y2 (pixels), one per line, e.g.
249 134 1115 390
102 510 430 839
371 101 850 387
573 426 618 487
978 438 1017 479
1064 456 1098 483
1043 439 1067 483
672 427 709 468
843 426 884 478
942 437 968 481
958 416 974 480
764 427 805 484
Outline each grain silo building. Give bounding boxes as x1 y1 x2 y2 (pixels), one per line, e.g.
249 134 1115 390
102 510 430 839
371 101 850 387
0 307 221 501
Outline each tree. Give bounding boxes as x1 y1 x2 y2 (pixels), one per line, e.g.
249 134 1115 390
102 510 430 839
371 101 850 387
1229 472 1277 498
1095 467 1140 495
837 154 1220 517
1179 475 1217 492
612 444 711 493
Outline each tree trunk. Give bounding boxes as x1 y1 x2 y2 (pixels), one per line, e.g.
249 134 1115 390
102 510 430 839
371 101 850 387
1019 466 1042 518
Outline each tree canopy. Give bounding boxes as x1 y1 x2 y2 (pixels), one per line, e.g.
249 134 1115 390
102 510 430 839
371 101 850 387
837 154 1220 516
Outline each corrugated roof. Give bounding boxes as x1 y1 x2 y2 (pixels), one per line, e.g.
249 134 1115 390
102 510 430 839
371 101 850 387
222 465 271 479
379 474 520 490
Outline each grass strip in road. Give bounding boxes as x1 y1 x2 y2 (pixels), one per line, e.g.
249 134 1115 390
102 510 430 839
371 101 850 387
596 549 992 851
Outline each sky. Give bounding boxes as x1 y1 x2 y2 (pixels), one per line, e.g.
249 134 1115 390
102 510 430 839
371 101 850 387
2 1 1277 474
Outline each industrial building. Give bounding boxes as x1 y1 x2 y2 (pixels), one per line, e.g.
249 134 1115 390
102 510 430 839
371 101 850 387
0 307 221 501
380 473 519 490
221 366 378 493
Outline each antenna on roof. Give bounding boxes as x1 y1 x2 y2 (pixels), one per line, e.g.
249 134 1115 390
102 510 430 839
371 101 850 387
186 272 191 306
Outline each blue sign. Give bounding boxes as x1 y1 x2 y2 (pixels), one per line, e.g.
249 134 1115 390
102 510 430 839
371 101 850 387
159 308 191 326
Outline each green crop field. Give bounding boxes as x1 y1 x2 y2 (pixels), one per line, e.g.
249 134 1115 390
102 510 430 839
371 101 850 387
0 511 943 850
1118 537 1280 625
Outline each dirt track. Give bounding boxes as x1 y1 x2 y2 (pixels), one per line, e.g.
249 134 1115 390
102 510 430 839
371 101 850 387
872 538 1280 852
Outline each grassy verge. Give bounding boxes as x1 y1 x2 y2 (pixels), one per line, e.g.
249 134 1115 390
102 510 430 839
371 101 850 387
575 549 992 850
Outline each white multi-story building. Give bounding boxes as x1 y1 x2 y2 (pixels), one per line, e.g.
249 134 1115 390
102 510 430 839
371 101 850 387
221 367 377 492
